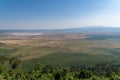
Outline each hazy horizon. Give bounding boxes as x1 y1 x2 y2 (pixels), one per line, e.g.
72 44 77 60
0 0 120 29
1 26 120 30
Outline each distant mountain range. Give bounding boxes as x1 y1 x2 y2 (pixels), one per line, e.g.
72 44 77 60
0 27 120 35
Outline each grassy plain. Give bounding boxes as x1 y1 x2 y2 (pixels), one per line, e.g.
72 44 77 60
0 34 120 67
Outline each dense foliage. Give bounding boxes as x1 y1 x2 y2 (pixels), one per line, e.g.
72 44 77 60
0 56 120 80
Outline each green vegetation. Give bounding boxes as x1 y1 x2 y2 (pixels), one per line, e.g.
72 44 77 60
38 52 116 66
0 55 120 80
0 48 17 56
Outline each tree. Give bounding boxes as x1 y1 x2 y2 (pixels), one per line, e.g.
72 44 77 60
78 70 93 79
9 58 21 69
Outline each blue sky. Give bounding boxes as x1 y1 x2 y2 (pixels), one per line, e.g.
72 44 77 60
0 0 120 29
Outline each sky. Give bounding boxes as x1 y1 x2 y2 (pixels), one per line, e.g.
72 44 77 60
0 0 120 29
